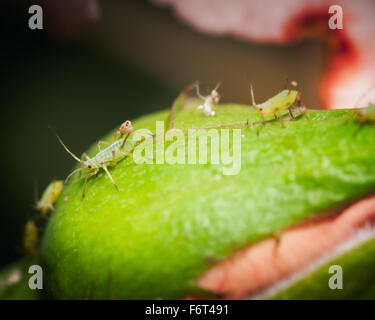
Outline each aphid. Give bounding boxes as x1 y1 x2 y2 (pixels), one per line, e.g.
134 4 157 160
23 220 38 256
51 125 136 198
0 268 22 289
248 81 304 121
196 82 221 116
35 180 64 215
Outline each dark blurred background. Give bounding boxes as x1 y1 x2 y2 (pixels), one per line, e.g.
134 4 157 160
1 0 324 268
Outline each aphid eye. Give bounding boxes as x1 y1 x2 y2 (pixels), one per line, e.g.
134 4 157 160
87 165 92 169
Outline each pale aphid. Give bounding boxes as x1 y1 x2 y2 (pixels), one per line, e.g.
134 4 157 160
196 82 221 116
249 81 303 121
36 180 64 215
51 123 140 198
23 220 38 256
0 268 22 289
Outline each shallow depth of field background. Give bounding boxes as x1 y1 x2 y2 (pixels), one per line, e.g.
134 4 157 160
1 0 325 268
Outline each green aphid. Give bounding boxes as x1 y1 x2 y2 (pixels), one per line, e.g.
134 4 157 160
36 180 64 215
249 81 305 120
23 220 39 256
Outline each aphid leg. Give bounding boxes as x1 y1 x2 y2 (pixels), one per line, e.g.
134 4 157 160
113 128 125 142
288 107 295 120
195 81 206 100
301 106 309 120
65 167 86 184
294 93 309 120
82 170 98 199
254 111 266 137
247 82 259 124
120 133 130 150
275 108 285 128
102 164 118 190
79 153 89 176
97 140 111 151
256 122 263 137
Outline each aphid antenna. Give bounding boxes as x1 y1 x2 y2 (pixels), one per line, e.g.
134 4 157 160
196 80 206 100
284 78 289 90
249 82 257 109
244 74 258 109
246 82 259 126
169 81 199 129
213 81 222 91
48 126 84 164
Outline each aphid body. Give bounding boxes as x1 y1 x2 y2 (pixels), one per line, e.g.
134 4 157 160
36 180 63 215
249 82 303 120
53 122 136 198
197 82 221 116
84 138 133 169
23 220 38 256
255 89 299 116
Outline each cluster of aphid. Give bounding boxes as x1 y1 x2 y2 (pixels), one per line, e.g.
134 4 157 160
22 81 375 257
193 80 306 121
22 120 136 256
